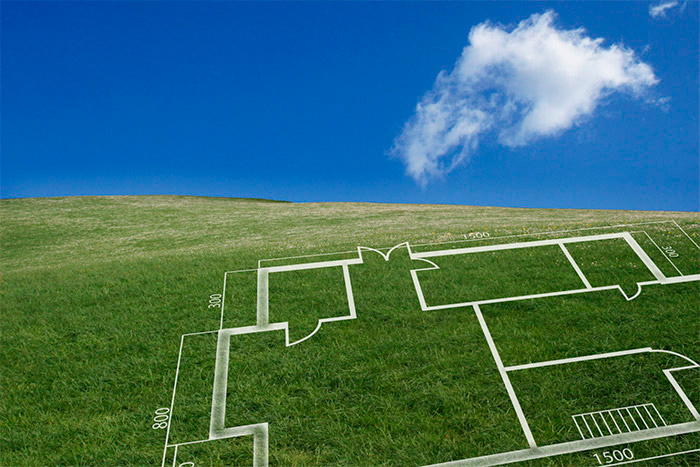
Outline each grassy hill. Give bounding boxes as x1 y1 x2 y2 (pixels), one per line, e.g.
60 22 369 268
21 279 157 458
1 196 698 466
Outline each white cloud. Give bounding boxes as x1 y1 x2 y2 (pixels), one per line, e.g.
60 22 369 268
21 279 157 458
649 1 680 18
391 10 658 186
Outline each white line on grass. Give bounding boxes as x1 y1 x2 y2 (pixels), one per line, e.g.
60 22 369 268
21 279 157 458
635 406 649 429
223 268 261 274
263 258 363 273
167 438 212 447
648 274 700 285
473 304 537 448
280 264 358 346
650 349 700 367
651 404 667 426
590 414 604 437
616 409 631 432
413 233 632 258
582 416 594 438
343 264 356 317
559 243 592 289
181 330 220 336
252 220 675 266
220 272 227 329
667 364 700 372
425 422 700 466
599 413 613 435
621 233 666 282
209 331 230 439
161 335 185 467
504 348 652 372
603 448 700 466
643 405 658 427
641 231 683 276
626 408 640 431
672 220 700 250
259 251 364 268
663 368 700 421
209 327 277 466
196 221 700 466
411 220 675 250
422 285 622 311
414 235 700 311
256 269 268 327
573 417 586 439
608 411 621 433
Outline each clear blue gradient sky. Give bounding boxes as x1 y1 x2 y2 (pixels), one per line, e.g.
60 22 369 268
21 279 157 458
2 1 698 211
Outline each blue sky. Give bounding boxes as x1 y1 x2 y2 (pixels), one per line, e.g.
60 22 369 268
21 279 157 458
2 1 698 211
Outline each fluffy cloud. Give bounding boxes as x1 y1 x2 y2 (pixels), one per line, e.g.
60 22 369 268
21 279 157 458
649 1 680 18
391 10 658 185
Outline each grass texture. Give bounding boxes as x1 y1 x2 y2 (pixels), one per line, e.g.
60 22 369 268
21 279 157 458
1 195 699 466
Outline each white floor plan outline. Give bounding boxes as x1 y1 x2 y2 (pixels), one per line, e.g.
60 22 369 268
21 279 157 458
161 220 700 467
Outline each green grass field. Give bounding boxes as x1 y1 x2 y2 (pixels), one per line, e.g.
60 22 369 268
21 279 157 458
1 196 699 466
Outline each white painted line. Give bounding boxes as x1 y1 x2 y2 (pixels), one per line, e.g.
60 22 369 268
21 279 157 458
608 411 621 434
425 422 700 466
576 404 663 437
196 220 700 467
664 368 700 421
473 304 537 448
598 412 613 435
642 231 683 276
224 267 261 274
673 219 700 250
604 448 700 467
220 272 227 329
213 422 269 467
209 323 288 439
263 257 363 273
643 405 658 428
655 273 700 284
343 264 356 317
423 285 622 311
209 330 230 438
171 445 177 467
251 220 674 267
256 269 268 327
414 230 700 311
252 423 269 467
248 245 398 346
504 348 652 372
161 335 185 467
412 250 700 311
621 233 666 282
259 250 359 267
616 409 631 432
573 416 586 439
411 220 674 250
581 415 594 438
652 404 667 426
590 414 604 437
256 242 407 268
651 349 700 367
283 264 359 346
626 408 640 431
209 328 274 467
668 364 700 372
260 242 412 268
168 438 213 447
181 330 220 337
413 233 631 259
410 269 429 310
559 243 592 289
